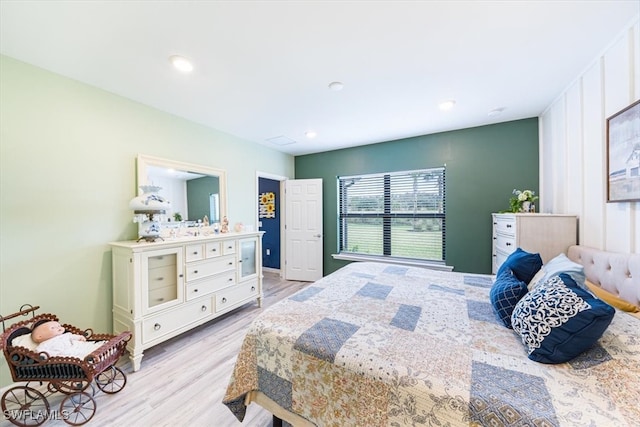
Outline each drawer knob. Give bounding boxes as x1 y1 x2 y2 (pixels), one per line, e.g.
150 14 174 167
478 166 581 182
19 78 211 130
193 251 199 255
222 297 227 304
156 277 164 281
201 305 207 312
251 286 256 291
506 242 512 246
179 274 183 278
211 248 217 252
506 224 512 228
194 270 198 274
154 323 161 331
228 278 233 282
157 298 165 302
194 288 198 293
228 262 233 266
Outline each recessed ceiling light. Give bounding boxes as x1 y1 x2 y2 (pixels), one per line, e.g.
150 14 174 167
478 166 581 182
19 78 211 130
488 107 505 117
328 81 344 91
305 131 317 139
169 55 193 73
439 100 456 111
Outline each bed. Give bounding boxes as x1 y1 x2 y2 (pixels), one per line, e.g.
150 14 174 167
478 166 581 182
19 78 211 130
223 246 640 426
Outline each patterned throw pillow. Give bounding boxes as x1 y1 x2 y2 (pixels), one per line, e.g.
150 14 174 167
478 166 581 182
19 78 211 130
497 247 543 284
511 273 615 364
490 267 528 328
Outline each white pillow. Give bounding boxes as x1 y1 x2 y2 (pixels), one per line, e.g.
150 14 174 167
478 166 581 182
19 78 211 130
11 333 38 351
539 253 587 289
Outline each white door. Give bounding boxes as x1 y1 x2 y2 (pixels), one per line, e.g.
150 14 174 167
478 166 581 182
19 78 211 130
285 179 323 281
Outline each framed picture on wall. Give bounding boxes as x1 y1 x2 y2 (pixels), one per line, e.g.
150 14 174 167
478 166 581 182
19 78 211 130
607 99 640 202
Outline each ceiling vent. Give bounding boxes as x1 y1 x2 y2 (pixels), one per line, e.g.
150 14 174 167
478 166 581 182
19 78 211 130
266 136 297 146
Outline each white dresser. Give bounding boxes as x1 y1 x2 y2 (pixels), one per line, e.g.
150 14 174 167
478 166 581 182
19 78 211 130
491 213 577 274
110 231 263 371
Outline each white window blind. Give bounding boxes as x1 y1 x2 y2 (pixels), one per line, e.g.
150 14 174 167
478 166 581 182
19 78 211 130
338 167 445 263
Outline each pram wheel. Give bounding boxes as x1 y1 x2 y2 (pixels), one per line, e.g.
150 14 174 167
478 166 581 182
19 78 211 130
48 380 91 395
1 385 50 426
95 366 127 394
59 392 95 426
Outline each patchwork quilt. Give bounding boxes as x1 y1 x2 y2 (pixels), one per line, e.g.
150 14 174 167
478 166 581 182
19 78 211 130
223 262 640 426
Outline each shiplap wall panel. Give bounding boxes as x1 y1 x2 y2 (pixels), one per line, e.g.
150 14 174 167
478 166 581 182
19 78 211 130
565 82 583 216
582 61 606 249
540 17 639 253
604 27 633 253
539 106 553 213
542 100 565 214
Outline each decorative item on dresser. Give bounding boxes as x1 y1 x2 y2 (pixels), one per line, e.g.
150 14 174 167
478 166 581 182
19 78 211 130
110 231 263 371
491 213 577 274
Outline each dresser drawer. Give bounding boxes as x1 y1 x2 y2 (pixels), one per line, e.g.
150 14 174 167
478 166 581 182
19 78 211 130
142 299 213 344
495 233 517 255
495 249 510 273
148 285 178 307
494 215 516 237
205 241 222 258
185 244 204 262
186 255 236 282
186 271 236 301
222 240 236 255
148 254 176 269
215 280 259 313
147 265 177 291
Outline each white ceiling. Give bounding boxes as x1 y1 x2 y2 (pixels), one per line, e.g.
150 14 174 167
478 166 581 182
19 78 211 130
1 1 638 156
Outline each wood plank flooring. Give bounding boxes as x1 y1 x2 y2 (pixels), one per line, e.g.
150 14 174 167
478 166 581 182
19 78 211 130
0 272 311 427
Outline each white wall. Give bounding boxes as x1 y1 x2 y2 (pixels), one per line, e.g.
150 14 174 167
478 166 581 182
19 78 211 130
540 17 640 253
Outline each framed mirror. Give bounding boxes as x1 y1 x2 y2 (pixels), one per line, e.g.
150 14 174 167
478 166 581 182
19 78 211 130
136 154 227 224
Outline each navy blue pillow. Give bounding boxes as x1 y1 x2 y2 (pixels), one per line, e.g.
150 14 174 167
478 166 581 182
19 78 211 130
511 273 615 364
490 267 528 328
497 248 542 284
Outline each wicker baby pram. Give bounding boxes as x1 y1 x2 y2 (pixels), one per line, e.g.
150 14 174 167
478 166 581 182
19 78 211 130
0 305 131 426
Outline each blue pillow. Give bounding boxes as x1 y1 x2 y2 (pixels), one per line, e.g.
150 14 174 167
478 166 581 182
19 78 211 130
490 267 528 328
497 248 543 284
511 273 615 364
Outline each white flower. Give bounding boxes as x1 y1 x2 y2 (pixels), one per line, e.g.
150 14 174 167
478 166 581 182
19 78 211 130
518 192 527 201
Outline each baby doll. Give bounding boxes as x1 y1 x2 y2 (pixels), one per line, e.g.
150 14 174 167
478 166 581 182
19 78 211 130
31 320 104 359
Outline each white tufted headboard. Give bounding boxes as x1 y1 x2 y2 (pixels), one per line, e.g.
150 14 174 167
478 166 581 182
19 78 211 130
567 245 640 307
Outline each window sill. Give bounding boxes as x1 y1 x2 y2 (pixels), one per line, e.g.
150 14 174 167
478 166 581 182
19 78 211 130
332 253 454 272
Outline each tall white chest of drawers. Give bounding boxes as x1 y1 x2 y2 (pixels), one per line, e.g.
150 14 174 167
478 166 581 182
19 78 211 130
492 213 577 274
110 231 263 371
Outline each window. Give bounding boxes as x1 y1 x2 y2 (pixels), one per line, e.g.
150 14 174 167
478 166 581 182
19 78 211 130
338 167 445 263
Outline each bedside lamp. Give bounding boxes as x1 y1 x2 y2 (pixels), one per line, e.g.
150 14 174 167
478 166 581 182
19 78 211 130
129 185 171 241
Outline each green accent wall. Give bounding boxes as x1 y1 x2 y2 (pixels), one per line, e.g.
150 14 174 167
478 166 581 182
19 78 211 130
294 118 539 275
187 176 220 221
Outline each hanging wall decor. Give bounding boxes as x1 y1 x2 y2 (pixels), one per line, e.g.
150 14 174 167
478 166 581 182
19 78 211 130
607 99 640 202
259 192 276 218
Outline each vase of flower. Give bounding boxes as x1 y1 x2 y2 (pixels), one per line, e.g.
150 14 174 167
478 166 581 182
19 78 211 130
509 189 539 213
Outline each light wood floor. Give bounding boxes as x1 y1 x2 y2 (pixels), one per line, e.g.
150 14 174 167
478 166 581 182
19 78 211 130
0 272 311 427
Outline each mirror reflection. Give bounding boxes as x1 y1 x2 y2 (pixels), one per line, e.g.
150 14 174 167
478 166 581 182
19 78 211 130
137 154 227 226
